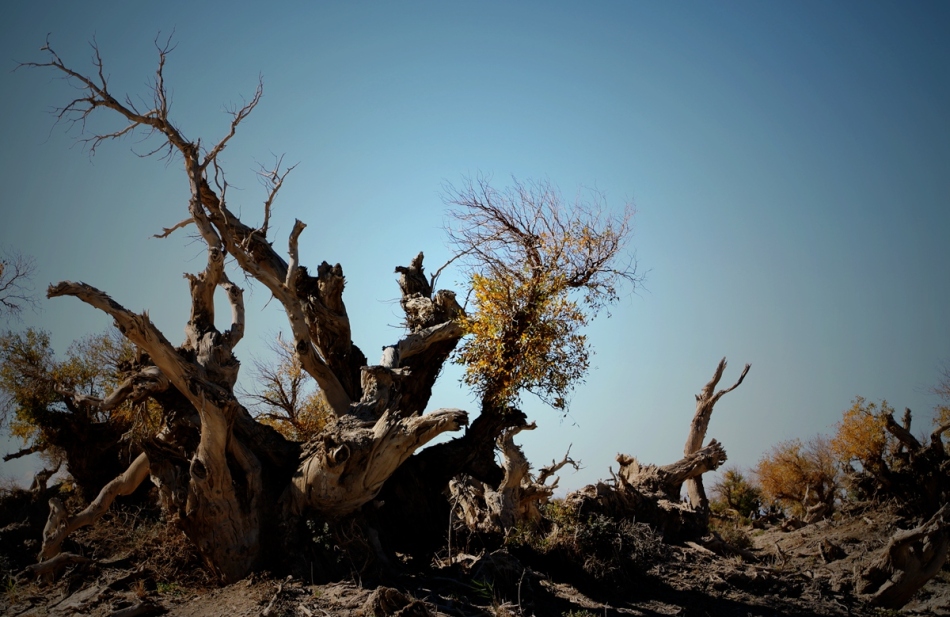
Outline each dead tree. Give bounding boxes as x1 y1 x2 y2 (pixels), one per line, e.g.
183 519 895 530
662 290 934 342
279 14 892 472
24 38 469 582
450 423 577 534
565 359 748 541
684 358 750 510
22 37 637 580
857 503 950 609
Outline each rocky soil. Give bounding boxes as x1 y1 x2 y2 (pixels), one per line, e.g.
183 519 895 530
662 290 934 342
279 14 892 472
1 490 948 617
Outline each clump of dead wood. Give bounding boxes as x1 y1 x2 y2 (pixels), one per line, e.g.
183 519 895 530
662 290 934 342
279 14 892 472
563 358 748 542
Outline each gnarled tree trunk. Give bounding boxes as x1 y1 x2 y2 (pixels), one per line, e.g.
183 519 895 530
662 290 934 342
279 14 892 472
450 423 577 533
25 39 640 584
565 359 748 541
683 358 750 510
857 503 950 609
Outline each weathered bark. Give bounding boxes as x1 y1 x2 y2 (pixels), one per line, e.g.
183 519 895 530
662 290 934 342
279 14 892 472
563 360 746 542
617 439 728 500
857 503 950 608
285 406 468 517
451 423 577 533
374 405 528 552
564 442 729 542
39 452 150 563
683 358 749 510
47 273 262 582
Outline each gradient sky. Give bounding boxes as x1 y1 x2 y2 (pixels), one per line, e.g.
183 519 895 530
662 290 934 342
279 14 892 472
1 2 948 491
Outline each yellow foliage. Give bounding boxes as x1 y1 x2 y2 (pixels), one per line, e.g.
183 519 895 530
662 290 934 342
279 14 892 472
259 390 332 442
246 335 332 442
755 437 838 516
0 327 149 450
710 467 761 519
445 178 636 412
937 405 950 428
457 272 588 409
829 396 891 471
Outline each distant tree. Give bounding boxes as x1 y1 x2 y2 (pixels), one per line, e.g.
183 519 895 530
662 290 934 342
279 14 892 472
0 327 152 498
0 247 37 321
710 467 761 520
755 436 838 521
830 396 892 476
243 335 332 441
933 365 950 433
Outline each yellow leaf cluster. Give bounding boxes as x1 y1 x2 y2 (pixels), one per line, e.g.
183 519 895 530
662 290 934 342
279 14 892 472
755 436 838 515
0 327 150 450
456 271 589 410
444 177 638 413
829 396 890 471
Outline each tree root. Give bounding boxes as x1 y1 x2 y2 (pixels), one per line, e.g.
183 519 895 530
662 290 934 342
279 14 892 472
857 503 950 608
38 453 150 567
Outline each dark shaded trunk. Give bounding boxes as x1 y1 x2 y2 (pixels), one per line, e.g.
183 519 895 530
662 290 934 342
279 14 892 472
31 406 139 502
373 406 527 552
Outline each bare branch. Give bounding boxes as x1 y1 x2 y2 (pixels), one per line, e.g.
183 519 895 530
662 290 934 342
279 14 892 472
20 36 194 159
286 219 306 289
153 217 194 239
443 176 639 310
55 365 169 414
258 156 296 236
220 274 245 350
3 443 43 462
39 453 150 562
536 444 580 486
201 78 264 170
0 246 38 320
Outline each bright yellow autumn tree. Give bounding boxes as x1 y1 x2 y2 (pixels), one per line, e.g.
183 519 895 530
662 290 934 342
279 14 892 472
445 177 637 412
829 396 892 474
755 436 839 517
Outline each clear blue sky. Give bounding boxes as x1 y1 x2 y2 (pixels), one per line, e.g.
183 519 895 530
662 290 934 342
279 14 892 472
1 2 948 491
